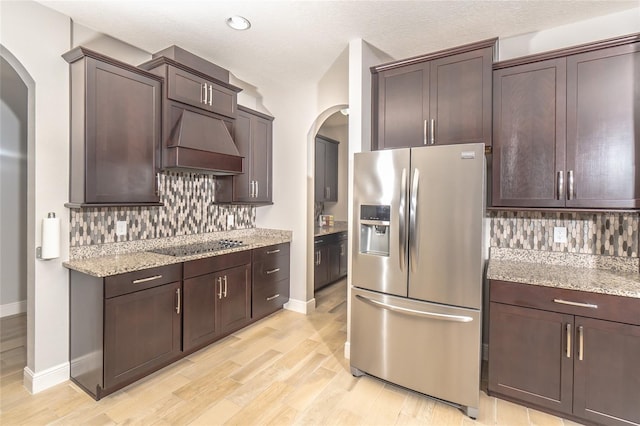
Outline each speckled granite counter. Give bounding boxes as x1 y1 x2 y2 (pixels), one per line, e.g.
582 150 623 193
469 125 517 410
487 248 640 299
314 221 348 237
64 228 292 277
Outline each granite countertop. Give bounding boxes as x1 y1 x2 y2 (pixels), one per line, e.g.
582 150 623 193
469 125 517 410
314 220 348 237
487 248 640 299
64 228 292 278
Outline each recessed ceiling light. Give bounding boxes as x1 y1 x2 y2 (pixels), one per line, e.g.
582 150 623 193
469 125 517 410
226 15 251 31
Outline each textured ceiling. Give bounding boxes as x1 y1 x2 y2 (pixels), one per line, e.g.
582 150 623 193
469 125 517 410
38 0 639 90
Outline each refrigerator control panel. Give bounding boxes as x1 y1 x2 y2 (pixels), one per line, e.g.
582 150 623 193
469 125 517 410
360 204 390 221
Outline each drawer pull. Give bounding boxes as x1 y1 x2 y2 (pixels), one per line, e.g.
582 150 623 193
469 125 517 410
132 275 162 284
553 299 598 309
266 268 280 275
266 249 281 254
266 294 280 301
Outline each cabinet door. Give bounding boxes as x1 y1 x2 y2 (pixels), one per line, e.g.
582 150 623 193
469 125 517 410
328 242 341 283
375 63 430 150
324 140 338 202
492 59 567 208
217 264 251 335
85 58 161 204
167 65 236 118
314 139 327 202
566 44 640 209
338 238 348 278
573 317 640 426
314 245 329 290
104 282 181 390
183 273 218 351
251 113 273 203
430 46 493 146
488 302 573 414
232 109 252 202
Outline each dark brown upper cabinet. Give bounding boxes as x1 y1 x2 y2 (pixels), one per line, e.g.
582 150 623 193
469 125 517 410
315 135 339 202
63 47 163 207
372 39 495 150
492 34 640 210
232 106 274 204
167 65 236 119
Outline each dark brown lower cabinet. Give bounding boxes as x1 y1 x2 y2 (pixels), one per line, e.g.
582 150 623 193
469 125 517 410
314 232 348 291
489 280 640 426
252 243 291 319
70 264 182 400
183 251 251 352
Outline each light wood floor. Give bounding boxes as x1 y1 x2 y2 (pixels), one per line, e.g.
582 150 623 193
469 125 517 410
0 280 582 425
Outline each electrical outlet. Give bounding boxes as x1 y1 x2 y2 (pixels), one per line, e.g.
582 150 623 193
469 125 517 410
553 226 567 244
116 220 127 236
227 214 234 228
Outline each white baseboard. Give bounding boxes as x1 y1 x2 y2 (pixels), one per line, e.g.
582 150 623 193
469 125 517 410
344 341 350 360
0 300 27 317
284 298 316 315
23 362 69 394
483 343 489 361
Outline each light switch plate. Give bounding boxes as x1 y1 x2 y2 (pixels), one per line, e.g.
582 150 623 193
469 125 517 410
553 226 567 244
227 215 234 228
116 220 127 236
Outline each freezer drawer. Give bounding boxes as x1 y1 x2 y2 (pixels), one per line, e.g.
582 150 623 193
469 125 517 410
350 287 481 415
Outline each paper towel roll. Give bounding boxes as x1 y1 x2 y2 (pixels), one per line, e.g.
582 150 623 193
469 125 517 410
41 214 60 260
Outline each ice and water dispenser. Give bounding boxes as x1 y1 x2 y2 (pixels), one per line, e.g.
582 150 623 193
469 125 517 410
359 205 390 256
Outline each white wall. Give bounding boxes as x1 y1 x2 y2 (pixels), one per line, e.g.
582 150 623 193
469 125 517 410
1 0 71 391
499 7 640 60
0 57 28 316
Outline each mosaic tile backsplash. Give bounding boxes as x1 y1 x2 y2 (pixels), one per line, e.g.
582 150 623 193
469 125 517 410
70 171 256 247
488 211 639 258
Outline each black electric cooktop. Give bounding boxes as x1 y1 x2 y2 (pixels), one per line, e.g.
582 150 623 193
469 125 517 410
150 239 245 257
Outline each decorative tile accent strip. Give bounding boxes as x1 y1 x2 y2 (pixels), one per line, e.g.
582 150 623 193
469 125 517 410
488 211 639 257
70 171 256 247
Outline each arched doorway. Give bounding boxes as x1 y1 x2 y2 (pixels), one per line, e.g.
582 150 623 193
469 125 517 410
0 45 35 388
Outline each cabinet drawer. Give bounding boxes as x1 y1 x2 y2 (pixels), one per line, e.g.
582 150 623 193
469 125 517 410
184 250 251 279
252 243 290 263
105 264 182 299
490 280 640 326
167 65 236 118
253 278 289 319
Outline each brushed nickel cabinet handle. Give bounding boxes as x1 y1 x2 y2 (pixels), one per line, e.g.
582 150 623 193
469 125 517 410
423 120 427 145
578 325 584 361
155 173 160 196
266 294 280 301
557 171 564 200
208 85 213 106
217 277 223 299
202 83 207 104
266 249 281 254
133 275 162 284
223 275 228 297
553 299 597 309
566 323 571 358
429 119 435 144
568 170 574 200
266 268 280 275
175 288 180 314
318 250 322 264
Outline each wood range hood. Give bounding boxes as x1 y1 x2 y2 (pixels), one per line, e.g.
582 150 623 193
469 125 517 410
165 106 244 175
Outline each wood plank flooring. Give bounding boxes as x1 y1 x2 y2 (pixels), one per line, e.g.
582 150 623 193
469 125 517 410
0 280 583 425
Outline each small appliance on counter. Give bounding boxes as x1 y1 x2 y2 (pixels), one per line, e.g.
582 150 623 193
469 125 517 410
318 214 334 227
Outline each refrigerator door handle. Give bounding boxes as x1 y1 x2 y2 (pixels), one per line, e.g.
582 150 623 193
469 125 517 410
409 168 420 272
355 295 473 322
399 168 407 271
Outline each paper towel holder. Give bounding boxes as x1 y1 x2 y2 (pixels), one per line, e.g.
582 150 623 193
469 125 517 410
37 212 59 260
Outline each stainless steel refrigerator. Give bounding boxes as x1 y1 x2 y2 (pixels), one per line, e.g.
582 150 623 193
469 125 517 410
350 143 485 418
